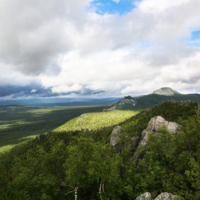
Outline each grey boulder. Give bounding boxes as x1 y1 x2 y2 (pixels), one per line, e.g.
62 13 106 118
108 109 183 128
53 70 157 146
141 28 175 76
110 126 140 152
136 192 152 200
140 116 180 146
110 126 126 147
154 192 184 200
136 192 184 200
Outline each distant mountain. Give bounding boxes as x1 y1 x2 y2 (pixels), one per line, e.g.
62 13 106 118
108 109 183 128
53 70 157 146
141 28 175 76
0 97 121 107
104 87 200 111
103 96 137 111
150 87 180 96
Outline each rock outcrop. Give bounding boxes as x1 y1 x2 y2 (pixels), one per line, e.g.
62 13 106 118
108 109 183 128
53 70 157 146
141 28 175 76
150 87 180 96
140 116 180 146
131 136 140 147
110 126 126 147
136 192 152 200
136 192 184 200
103 96 136 111
132 116 181 162
110 126 127 152
154 192 184 200
110 126 140 152
117 97 135 106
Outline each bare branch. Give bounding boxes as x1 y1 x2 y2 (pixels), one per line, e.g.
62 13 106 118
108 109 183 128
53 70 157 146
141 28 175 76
57 179 66 186
65 189 75 195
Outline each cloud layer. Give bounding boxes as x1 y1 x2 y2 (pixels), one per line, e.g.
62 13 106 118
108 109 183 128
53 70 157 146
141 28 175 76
0 0 200 98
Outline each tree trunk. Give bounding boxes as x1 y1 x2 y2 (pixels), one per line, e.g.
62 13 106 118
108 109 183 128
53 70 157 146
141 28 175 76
75 186 78 200
99 179 102 199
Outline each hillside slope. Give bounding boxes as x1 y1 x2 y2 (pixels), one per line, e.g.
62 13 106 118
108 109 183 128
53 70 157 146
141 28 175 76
0 104 113 153
104 90 200 111
54 110 138 132
0 101 199 199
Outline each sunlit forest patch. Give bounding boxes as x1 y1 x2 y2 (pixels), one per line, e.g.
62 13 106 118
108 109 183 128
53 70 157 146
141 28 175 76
54 110 138 132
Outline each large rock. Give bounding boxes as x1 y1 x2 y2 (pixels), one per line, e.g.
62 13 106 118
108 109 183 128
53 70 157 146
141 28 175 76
154 116 168 132
154 192 184 200
110 126 139 152
136 192 184 200
110 126 126 147
136 192 152 200
168 122 180 134
133 116 181 162
131 136 140 147
140 116 180 146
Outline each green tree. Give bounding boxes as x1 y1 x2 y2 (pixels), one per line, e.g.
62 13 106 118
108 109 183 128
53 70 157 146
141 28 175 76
10 139 68 200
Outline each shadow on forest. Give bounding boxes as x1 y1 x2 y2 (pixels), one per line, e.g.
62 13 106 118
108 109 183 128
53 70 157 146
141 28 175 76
0 105 109 150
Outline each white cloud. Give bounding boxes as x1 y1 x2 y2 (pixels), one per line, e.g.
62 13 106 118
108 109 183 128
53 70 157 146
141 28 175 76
0 62 39 86
112 0 121 3
52 84 83 93
138 0 191 13
0 0 200 97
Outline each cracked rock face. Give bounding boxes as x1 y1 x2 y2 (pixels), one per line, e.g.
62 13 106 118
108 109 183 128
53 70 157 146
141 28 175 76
140 116 180 146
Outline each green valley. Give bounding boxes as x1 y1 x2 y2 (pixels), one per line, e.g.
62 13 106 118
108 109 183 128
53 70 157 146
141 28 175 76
0 105 111 153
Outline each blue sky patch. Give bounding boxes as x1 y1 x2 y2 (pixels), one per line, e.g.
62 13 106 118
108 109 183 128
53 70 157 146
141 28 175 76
191 30 200 40
90 0 140 15
189 30 200 47
179 30 200 47
140 40 153 48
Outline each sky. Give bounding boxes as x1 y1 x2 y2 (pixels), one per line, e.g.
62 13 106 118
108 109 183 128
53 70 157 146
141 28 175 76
0 0 200 99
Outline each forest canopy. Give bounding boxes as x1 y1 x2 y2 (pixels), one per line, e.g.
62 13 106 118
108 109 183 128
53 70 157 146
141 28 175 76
0 101 199 200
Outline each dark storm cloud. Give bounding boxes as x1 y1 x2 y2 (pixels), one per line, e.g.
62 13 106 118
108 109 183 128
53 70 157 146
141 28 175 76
0 84 105 98
0 84 51 98
80 88 105 95
51 86 105 97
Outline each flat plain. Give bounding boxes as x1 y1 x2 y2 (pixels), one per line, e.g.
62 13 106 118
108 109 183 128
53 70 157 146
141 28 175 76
0 105 111 153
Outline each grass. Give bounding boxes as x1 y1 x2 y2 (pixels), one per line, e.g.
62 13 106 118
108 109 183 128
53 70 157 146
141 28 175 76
0 104 112 153
54 110 138 132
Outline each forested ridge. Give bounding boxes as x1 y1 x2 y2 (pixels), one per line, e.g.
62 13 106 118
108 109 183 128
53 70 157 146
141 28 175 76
0 101 200 199
110 93 200 111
